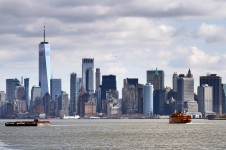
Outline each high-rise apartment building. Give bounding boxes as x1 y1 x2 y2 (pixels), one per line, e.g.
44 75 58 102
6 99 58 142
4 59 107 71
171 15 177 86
24 78 29 111
70 73 77 115
50 79 62 101
95 68 101 91
143 83 154 115
82 58 94 91
147 68 164 90
6 78 20 102
198 84 213 117
39 25 51 97
200 74 222 114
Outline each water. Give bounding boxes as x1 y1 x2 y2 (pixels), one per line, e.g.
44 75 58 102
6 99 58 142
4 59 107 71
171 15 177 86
0 119 226 150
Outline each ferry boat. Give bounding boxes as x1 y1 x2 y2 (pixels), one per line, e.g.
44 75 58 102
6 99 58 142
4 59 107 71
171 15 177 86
61 115 80 119
5 119 51 127
169 112 191 123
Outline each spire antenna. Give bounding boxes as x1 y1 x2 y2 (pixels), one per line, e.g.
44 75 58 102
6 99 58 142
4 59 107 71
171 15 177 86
44 23 46 43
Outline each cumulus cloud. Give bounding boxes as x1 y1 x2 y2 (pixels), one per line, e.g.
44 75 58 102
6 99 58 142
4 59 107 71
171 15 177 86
1 0 226 95
196 23 226 43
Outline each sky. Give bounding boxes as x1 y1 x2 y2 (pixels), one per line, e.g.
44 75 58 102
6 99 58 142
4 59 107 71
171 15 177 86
1 0 226 97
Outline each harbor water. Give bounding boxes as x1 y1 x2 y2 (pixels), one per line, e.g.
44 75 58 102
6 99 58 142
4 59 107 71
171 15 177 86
0 119 226 150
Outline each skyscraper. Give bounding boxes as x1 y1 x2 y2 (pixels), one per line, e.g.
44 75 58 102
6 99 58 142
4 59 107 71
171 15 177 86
177 69 197 112
24 78 29 111
70 73 77 115
6 78 20 102
143 83 154 115
198 84 213 117
122 78 143 114
82 58 94 91
95 68 101 92
172 72 178 92
85 68 94 93
147 68 164 90
50 79 62 101
30 86 42 114
98 75 117 112
200 74 222 114
39 25 51 97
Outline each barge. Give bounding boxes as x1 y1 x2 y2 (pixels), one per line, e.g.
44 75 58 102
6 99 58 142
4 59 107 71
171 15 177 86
5 119 51 127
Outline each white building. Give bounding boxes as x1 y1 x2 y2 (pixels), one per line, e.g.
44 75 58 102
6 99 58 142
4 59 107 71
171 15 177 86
198 84 213 117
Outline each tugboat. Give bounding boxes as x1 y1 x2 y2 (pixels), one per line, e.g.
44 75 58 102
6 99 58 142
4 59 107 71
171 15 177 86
169 112 191 123
5 119 51 127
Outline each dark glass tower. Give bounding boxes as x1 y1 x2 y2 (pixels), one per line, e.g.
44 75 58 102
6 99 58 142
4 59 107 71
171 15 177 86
200 74 222 114
24 78 29 110
99 75 117 112
70 73 77 115
147 68 164 90
50 79 62 101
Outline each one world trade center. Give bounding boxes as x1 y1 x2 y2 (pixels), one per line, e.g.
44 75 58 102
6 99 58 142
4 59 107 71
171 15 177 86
39 25 51 97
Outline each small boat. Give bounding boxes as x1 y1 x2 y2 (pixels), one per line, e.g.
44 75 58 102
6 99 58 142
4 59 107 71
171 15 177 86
61 115 80 119
169 112 191 123
5 119 51 127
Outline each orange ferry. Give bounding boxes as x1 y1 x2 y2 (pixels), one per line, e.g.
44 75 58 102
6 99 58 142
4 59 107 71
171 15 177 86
169 112 191 123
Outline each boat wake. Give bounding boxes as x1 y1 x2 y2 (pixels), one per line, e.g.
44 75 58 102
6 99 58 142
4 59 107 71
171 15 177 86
0 140 16 150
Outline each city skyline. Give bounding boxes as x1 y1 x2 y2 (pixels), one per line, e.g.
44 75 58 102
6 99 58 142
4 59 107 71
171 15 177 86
1 1 226 95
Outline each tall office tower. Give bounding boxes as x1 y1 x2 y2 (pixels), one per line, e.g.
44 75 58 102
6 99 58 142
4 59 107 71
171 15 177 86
24 78 29 111
0 91 6 118
147 68 164 90
198 84 213 117
70 73 77 115
39 25 51 97
172 72 178 92
95 68 101 92
50 79 62 101
58 91 69 117
43 93 51 116
6 78 20 102
122 78 142 114
101 75 117 100
143 83 154 115
30 86 42 114
85 68 94 93
76 78 82 96
177 69 197 112
82 58 94 91
222 84 226 114
14 85 26 112
14 85 26 101
200 74 222 114
98 75 117 112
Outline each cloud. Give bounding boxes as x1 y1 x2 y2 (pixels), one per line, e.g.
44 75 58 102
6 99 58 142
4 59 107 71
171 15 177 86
196 23 226 43
1 0 226 95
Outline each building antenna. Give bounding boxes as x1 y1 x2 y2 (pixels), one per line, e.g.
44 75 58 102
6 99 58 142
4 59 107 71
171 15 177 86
44 23 46 42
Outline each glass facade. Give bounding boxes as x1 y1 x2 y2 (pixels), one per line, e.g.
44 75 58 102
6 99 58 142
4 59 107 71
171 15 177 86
39 42 51 97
